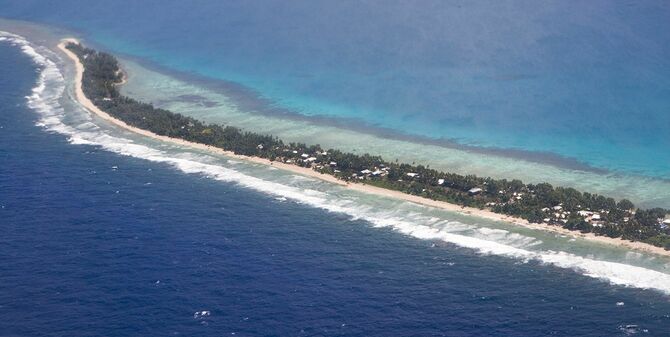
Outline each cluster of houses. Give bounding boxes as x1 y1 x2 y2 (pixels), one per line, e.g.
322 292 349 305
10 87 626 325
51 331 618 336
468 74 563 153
353 166 391 180
539 204 635 228
282 150 327 166
279 149 368 177
576 209 608 227
540 205 572 225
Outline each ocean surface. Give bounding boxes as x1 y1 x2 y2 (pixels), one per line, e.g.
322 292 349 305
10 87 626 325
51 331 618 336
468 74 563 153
2 2 670 336
1 35 670 337
0 1 669 208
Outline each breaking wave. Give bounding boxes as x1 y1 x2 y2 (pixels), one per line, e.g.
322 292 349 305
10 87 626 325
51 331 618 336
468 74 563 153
3 31 670 295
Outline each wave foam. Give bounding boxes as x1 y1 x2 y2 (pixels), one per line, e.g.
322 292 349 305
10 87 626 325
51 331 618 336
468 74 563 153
4 31 670 295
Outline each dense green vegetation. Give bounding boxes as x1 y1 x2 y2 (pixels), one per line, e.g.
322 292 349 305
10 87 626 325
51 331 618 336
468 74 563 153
67 42 670 250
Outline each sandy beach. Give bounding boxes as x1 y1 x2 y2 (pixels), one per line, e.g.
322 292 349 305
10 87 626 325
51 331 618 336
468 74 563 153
57 38 670 258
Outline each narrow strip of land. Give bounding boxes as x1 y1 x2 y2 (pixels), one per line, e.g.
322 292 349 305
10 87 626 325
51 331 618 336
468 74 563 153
57 38 670 257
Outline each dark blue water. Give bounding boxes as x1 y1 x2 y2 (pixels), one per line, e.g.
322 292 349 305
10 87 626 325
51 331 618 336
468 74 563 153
2 42 670 336
1 0 668 178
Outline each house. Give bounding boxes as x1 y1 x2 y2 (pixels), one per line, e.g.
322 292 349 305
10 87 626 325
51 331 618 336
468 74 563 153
406 172 419 178
329 161 337 167
578 210 593 217
437 179 445 185
301 153 309 158
360 169 372 175
305 157 317 162
468 187 483 196
372 170 383 176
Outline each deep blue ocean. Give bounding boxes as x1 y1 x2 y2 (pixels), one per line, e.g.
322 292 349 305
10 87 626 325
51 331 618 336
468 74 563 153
2 2 670 335
1 0 669 178
2 38 670 336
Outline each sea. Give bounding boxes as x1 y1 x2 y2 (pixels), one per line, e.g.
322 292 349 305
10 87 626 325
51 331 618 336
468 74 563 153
1 1 670 336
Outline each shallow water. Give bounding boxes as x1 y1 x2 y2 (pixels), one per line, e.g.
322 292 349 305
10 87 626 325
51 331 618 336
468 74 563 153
1 1 669 187
114 59 670 208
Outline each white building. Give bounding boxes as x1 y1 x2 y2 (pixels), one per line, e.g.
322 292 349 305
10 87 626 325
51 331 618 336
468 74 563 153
468 187 483 195
578 210 593 217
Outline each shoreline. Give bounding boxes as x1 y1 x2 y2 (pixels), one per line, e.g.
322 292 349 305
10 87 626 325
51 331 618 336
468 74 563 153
57 38 670 258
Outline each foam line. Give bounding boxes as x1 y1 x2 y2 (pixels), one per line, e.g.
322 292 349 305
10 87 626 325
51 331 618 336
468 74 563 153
4 31 670 295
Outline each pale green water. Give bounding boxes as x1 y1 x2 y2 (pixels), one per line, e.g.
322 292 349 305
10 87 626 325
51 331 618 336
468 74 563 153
121 59 670 209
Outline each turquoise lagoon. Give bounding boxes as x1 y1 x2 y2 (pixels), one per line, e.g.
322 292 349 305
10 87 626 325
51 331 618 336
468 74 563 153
1 1 669 204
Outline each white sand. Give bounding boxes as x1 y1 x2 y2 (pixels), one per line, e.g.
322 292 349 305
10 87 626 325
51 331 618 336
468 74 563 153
58 38 670 258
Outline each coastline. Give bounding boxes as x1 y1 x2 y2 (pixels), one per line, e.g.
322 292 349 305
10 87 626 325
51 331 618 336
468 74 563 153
57 38 670 258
